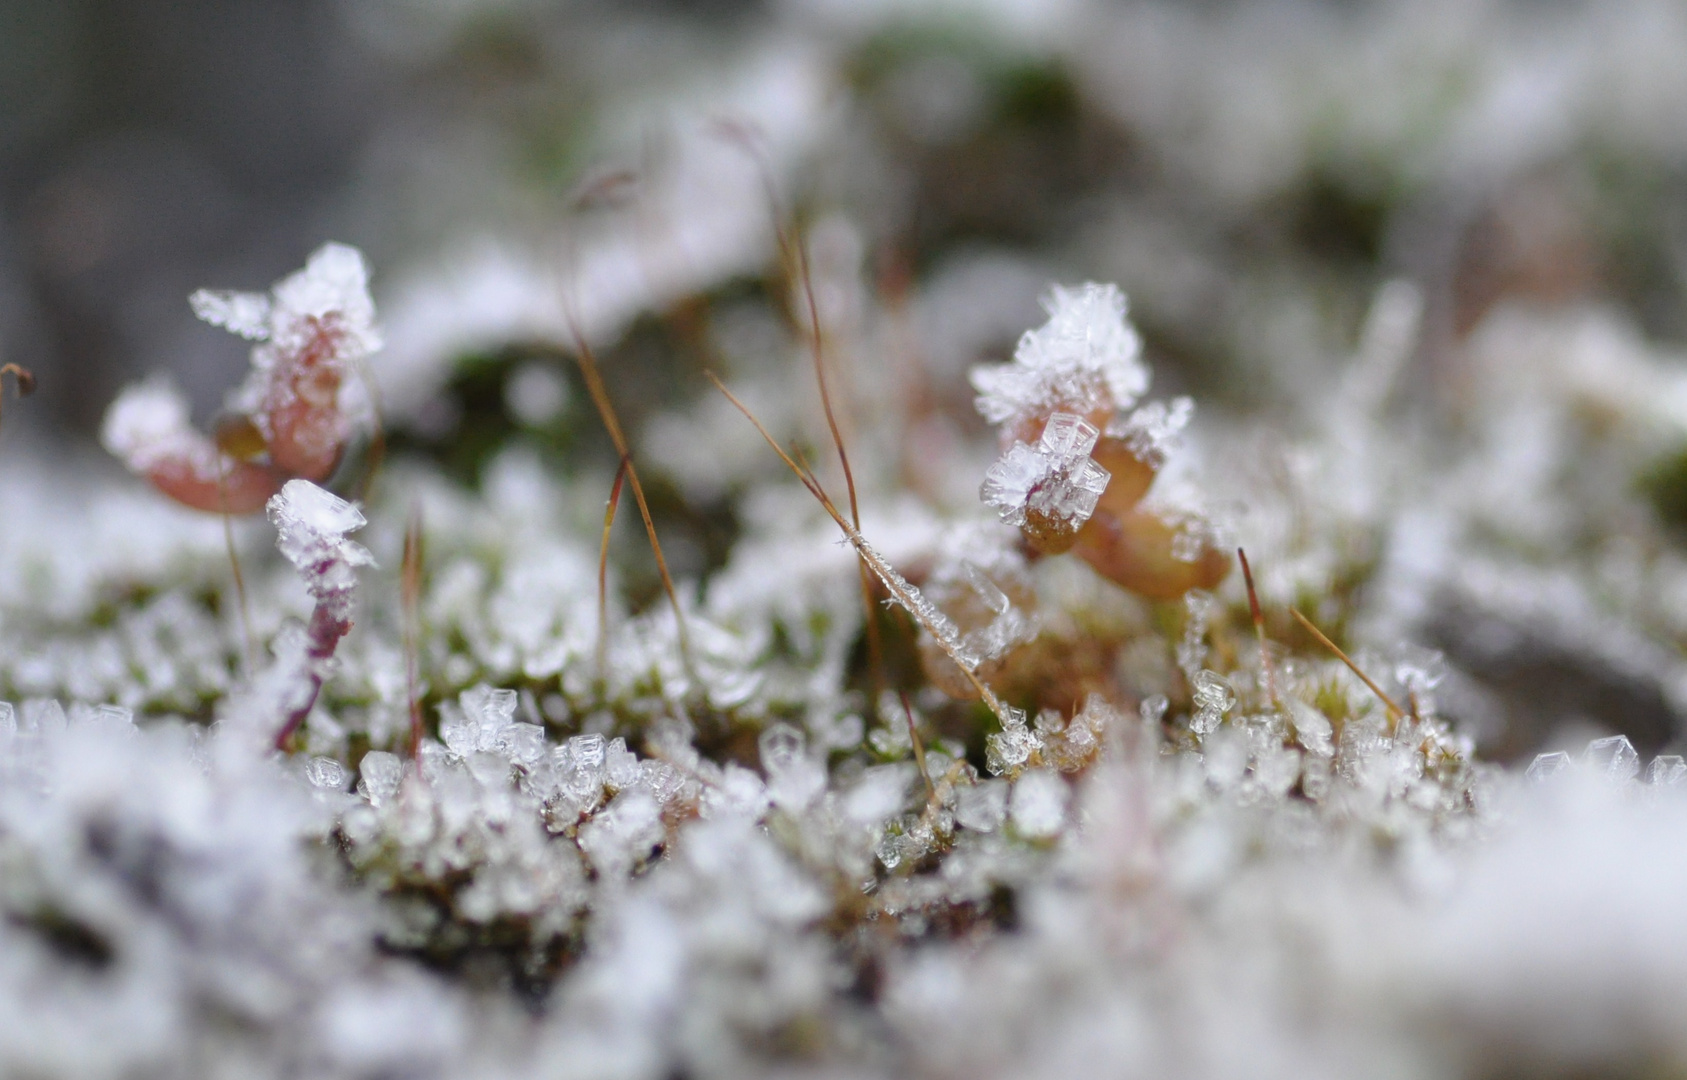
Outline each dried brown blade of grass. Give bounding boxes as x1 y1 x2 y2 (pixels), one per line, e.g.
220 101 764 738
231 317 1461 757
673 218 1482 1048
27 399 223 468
598 454 631 680
562 315 693 671
901 690 935 803
1238 548 1278 707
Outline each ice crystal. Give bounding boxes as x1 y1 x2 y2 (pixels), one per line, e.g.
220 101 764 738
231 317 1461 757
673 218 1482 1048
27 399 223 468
1526 751 1573 782
980 411 1111 540
971 282 1149 431
1110 395 1195 469
1584 735 1641 783
1650 756 1687 786
1190 669 1235 735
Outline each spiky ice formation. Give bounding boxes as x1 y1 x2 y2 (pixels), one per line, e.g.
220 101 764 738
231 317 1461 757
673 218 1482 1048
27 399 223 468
980 411 1112 552
971 282 1149 433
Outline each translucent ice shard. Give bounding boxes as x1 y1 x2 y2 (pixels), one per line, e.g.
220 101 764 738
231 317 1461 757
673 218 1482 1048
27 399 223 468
1583 735 1640 782
459 685 518 753
1190 670 1234 736
305 756 348 791
1525 750 1572 783
986 709 1039 777
760 723 825 811
268 480 374 583
1649 755 1686 785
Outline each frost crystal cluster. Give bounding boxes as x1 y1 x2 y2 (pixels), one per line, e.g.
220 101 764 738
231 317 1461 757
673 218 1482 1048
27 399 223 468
971 282 1148 433
980 411 1111 541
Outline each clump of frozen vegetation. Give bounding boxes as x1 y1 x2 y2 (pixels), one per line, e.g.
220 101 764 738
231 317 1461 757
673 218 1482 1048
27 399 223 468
12 4 1687 1073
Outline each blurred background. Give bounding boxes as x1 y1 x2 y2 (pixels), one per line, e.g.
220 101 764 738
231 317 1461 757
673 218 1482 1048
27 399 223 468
7 0 1687 760
10 0 1687 431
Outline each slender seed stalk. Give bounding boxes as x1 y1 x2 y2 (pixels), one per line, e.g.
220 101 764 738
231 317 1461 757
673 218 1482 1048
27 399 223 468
598 455 631 681
402 504 426 758
562 314 693 672
1237 548 1278 707
710 372 1013 725
1290 608 1403 727
712 120 886 709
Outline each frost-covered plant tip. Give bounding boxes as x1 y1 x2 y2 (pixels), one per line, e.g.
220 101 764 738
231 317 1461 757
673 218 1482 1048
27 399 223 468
102 243 378 513
1 206 1684 1080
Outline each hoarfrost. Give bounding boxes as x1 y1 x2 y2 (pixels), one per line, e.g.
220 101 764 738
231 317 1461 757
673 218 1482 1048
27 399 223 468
972 282 1149 431
1110 395 1195 469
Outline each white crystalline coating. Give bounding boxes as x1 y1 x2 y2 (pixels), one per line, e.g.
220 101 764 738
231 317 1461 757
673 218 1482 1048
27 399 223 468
972 282 1149 430
578 790 664 875
100 377 198 472
1525 750 1572 782
212 242 381 426
190 289 273 340
1583 735 1640 782
1009 769 1068 839
980 412 1111 531
1109 396 1194 469
267 480 374 578
268 242 382 360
